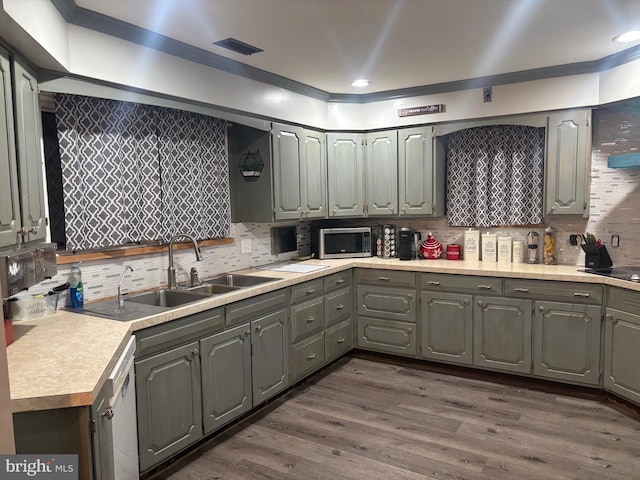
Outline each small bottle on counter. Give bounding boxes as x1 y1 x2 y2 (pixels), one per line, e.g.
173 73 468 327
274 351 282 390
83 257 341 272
543 226 557 265
69 263 84 308
527 231 539 264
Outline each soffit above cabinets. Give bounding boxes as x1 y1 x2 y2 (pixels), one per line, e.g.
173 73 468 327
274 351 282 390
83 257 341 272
52 0 640 102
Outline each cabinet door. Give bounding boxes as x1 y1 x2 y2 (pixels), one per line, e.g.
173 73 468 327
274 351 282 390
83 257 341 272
272 123 303 220
398 127 434 215
200 324 252 434
12 58 46 243
421 291 473 365
327 133 364 217
136 342 203 472
301 129 327 219
604 308 640 404
357 285 416 323
546 110 590 215
0 50 20 249
534 301 601 385
365 130 397 216
252 308 290 406
473 297 532 374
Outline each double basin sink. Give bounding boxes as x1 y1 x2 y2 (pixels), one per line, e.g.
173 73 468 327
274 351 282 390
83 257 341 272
79 274 279 321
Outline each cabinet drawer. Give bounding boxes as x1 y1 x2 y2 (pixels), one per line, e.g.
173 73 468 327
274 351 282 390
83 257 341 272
325 318 353 362
225 289 289 327
357 316 417 356
505 279 602 304
325 286 353 327
292 331 325 382
290 279 323 303
607 287 640 313
291 296 324 343
137 307 224 358
421 273 502 295
357 269 416 288
324 271 352 293
357 285 416 323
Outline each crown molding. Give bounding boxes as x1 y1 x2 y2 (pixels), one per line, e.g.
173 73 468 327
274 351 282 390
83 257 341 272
51 0 640 104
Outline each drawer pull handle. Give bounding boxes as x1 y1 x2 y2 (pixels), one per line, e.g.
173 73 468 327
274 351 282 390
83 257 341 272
378 276 390 281
306 353 317 360
477 285 492 290
428 281 441 286
305 288 317 295
336 304 345 310
335 279 345 284
337 337 346 344
514 287 529 293
574 292 590 297
306 316 315 323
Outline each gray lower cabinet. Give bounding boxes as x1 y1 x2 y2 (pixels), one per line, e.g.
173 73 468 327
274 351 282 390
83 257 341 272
604 288 640 404
252 308 291 405
473 296 532 374
136 341 203 472
356 269 417 356
533 301 601 385
200 323 252 434
421 291 473 365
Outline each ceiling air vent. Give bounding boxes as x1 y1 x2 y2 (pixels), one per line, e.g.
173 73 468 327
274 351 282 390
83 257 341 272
213 38 263 56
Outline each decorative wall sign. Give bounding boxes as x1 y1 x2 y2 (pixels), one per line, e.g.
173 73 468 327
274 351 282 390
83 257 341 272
398 104 445 117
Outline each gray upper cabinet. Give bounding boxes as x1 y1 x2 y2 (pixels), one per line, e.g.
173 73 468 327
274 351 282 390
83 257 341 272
0 47 20 249
327 132 365 217
13 58 46 243
272 123 326 220
398 127 445 216
545 110 591 215
365 130 398 216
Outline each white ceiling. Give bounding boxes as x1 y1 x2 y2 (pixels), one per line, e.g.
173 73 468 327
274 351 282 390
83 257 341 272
75 0 640 95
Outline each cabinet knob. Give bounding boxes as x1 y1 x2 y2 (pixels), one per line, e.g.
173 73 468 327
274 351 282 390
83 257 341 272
101 407 114 420
255 325 262 331
539 306 545 312
407 328 413 334
463 299 469 305
191 348 199 358
306 316 315 323
605 314 612 320
389 204 394 213
406 293 412 299
477 300 484 306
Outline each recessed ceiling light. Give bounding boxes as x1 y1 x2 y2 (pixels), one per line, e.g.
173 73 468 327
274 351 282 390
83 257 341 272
612 30 640 43
351 79 371 88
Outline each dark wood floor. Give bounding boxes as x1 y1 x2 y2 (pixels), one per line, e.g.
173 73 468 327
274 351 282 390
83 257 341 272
164 356 640 480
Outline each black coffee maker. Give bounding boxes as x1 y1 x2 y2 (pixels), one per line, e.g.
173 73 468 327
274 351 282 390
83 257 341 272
398 228 413 260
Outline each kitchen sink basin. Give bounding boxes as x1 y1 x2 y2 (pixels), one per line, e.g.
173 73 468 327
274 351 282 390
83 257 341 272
204 274 280 287
127 289 210 308
187 284 242 295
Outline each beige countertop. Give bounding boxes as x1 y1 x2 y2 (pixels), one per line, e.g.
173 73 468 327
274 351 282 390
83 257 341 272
7 258 640 413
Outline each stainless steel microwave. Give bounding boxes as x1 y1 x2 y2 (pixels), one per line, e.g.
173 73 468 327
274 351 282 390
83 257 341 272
311 227 372 259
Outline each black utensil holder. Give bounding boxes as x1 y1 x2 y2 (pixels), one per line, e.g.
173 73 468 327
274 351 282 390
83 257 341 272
583 244 613 269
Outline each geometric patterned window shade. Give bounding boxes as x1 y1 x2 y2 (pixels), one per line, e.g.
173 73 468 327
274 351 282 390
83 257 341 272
55 94 231 250
446 125 545 227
